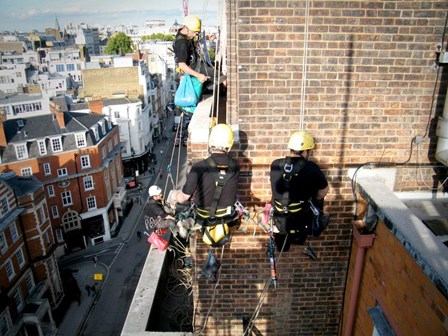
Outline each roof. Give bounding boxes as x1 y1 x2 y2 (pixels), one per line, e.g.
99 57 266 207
3 112 106 143
0 171 42 197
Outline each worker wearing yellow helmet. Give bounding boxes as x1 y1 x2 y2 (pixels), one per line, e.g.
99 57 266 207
173 15 226 93
167 124 240 280
269 131 329 253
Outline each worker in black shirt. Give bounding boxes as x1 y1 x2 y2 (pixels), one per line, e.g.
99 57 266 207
270 131 329 252
169 123 240 247
144 185 176 231
173 15 225 90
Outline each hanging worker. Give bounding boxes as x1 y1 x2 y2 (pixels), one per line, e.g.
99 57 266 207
167 124 240 279
269 131 329 252
144 185 177 232
173 15 226 90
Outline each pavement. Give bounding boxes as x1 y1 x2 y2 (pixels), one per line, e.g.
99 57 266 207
56 116 175 336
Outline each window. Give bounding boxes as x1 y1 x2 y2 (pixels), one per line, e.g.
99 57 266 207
0 233 7 254
114 110 120 118
15 143 28 159
92 126 99 141
51 205 59 218
83 176 94 190
0 312 11 336
75 133 86 147
47 185 55 197
13 289 23 312
9 223 18 242
16 248 25 268
38 140 47 155
55 228 63 242
368 306 396 336
0 197 10 216
62 210 81 231
80 155 90 169
87 196 97 210
67 64 75 71
39 206 46 224
20 167 32 176
61 191 73 207
108 139 113 151
56 64 64 72
25 272 35 292
57 168 68 177
43 163 51 175
5 259 15 281
50 137 62 152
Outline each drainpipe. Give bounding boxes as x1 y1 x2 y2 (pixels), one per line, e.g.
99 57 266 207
344 222 375 336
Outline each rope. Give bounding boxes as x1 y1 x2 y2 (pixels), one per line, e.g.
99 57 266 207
299 0 311 130
194 244 226 335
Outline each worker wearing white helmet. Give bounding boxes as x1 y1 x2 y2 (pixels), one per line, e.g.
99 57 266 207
144 185 176 231
269 131 329 253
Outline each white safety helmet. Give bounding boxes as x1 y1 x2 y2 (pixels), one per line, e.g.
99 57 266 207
148 185 162 197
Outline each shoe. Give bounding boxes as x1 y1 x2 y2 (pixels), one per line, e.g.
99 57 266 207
304 246 317 260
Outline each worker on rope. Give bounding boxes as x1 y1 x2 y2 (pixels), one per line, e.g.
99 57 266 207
144 185 177 233
269 131 329 252
173 14 226 91
167 124 240 280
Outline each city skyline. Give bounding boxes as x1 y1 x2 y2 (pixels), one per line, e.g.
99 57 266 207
0 0 219 32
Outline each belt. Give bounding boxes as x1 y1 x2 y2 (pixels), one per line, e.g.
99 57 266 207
273 199 306 214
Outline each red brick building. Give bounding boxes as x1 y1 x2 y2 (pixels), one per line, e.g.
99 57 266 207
0 173 60 335
0 101 124 253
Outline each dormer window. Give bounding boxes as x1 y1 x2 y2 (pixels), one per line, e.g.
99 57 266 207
92 126 99 141
37 139 47 155
75 133 86 147
50 137 62 152
14 143 28 160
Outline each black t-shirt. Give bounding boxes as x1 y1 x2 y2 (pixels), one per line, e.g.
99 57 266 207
144 198 168 220
182 153 240 208
270 156 328 202
173 31 198 69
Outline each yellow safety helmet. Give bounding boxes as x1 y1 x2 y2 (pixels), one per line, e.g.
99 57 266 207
203 224 230 247
208 124 234 151
288 131 315 151
184 15 201 32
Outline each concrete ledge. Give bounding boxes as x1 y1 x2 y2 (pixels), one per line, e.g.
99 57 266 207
188 94 213 145
121 246 166 335
356 176 448 298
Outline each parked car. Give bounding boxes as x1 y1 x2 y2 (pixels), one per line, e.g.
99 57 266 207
124 176 137 189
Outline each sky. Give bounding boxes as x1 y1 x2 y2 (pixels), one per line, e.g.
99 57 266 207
0 0 219 32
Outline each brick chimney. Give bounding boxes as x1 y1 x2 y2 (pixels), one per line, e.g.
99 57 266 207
0 108 8 147
88 99 104 114
50 101 65 128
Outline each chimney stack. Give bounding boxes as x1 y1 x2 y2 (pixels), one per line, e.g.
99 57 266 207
88 99 104 114
50 101 65 128
0 108 8 147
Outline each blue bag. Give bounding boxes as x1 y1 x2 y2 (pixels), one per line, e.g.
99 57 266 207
175 74 200 107
182 76 203 113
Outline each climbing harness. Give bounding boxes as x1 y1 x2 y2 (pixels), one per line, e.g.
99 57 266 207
196 155 238 247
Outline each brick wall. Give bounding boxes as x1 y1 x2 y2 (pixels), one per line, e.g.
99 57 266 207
343 217 448 335
80 67 142 99
188 1 448 335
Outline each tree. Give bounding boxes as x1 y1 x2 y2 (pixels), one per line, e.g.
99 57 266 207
104 32 134 55
141 33 174 42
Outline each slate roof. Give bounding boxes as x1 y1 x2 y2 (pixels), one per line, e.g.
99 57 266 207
0 171 42 198
3 112 106 143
